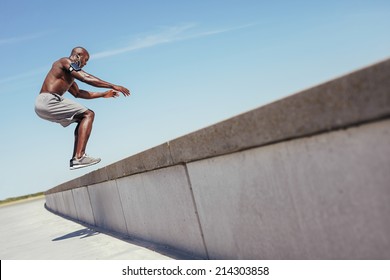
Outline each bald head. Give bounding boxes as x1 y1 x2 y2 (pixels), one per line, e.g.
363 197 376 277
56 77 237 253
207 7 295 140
69 46 90 68
70 47 89 57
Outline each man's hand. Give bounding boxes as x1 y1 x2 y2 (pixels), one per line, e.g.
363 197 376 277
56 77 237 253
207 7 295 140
112 85 130 96
102 89 120 98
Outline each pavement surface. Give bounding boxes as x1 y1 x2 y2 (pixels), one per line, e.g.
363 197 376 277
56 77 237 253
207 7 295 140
0 197 172 260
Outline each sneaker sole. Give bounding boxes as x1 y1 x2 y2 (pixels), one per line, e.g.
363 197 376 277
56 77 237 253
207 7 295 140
70 159 101 170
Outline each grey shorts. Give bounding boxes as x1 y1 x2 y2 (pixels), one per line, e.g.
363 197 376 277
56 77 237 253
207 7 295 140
35 93 88 127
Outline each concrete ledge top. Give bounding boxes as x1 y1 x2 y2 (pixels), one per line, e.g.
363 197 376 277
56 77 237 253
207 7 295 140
46 59 390 195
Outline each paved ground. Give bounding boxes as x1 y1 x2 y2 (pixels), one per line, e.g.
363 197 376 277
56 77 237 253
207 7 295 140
0 197 172 260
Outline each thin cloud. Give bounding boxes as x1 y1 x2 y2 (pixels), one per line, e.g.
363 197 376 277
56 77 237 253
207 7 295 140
92 23 256 59
0 32 48 46
179 23 257 40
0 67 46 86
0 24 255 88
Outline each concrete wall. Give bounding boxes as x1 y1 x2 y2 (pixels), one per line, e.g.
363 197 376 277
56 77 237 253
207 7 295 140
45 59 390 259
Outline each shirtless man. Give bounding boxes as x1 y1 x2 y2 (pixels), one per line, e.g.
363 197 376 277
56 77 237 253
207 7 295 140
35 46 130 170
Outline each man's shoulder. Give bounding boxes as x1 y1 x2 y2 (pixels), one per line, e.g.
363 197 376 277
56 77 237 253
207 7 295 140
51 57 72 72
56 57 71 65
48 58 73 78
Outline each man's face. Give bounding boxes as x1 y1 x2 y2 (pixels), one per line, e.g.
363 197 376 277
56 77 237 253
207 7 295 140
79 54 89 68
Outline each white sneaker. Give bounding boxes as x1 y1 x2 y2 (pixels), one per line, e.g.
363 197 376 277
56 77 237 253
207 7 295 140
70 154 101 170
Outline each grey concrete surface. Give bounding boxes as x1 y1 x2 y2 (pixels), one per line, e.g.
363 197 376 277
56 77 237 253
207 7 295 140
116 165 208 259
72 186 95 225
62 189 78 220
0 197 171 260
88 180 128 235
187 119 390 259
51 192 65 213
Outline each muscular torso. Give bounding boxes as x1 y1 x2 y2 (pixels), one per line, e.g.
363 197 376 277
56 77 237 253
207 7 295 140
40 58 75 96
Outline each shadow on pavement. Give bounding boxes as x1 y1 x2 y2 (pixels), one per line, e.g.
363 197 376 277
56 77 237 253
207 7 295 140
52 228 99 241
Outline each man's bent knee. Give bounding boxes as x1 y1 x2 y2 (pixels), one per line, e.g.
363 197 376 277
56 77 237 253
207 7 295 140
75 109 94 121
85 109 95 119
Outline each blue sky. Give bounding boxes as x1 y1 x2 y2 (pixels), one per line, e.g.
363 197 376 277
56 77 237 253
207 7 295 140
0 0 389 200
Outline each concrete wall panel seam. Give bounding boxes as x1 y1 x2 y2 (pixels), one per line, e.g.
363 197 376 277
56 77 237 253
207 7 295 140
183 163 210 259
115 179 131 236
87 185 97 226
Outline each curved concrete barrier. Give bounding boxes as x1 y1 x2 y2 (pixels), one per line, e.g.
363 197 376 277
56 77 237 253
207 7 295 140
45 59 390 259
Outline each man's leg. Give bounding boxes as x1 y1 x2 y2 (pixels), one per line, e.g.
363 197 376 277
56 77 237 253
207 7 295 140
73 109 95 159
72 122 80 159
70 109 101 169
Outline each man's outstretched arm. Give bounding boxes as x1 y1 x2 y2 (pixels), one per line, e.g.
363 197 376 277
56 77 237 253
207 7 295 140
69 66 130 96
68 81 122 99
